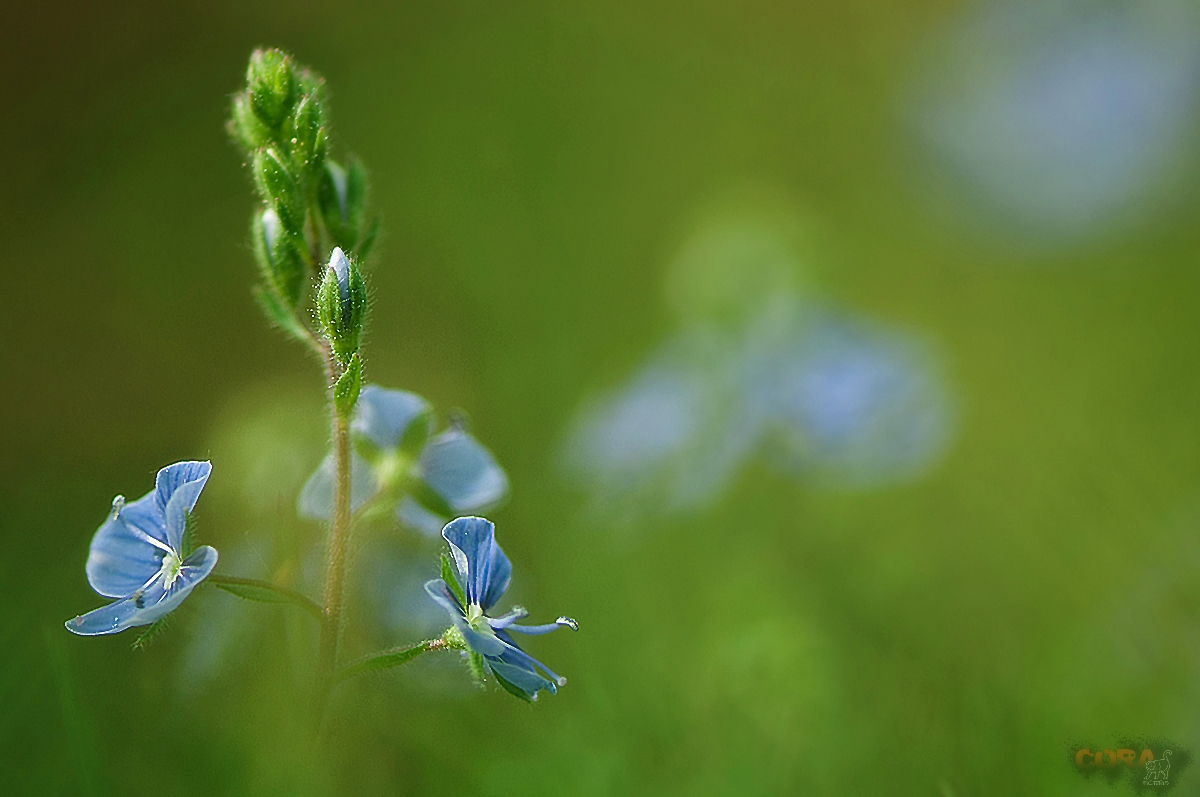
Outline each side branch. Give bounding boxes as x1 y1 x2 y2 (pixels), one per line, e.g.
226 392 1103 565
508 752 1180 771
333 638 451 684
208 574 324 621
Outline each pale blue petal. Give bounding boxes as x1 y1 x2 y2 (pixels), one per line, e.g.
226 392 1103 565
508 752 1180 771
67 546 218 635
153 461 211 519
441 517 510 609
352 385 431 451
418 430 508 514
486 605 528 630
85 492 166 599
394 496 446 537
479 536 512 614
506 617 579 635
423 578 506 656
296 452 378 520
485 655 557 699
494 629 566 686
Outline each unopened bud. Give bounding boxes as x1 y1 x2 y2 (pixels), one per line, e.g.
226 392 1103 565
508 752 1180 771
252 207 306 306
316 247 368 362
246 48 296 130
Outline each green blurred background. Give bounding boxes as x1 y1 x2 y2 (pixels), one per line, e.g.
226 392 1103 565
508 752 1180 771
4 1 1200 794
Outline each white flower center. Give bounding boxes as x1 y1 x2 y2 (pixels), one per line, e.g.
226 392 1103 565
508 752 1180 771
157 551 183 591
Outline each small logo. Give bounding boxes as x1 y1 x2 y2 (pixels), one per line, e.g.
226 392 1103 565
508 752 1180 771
1144 751 1172 787
1070 741 1189 793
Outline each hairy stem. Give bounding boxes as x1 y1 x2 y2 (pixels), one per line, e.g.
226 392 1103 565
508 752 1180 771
315 363 352 711
333 638 451 684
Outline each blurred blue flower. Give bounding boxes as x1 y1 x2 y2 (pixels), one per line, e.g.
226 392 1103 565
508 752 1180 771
297 384 508 534
66 461 219 636
908 0 1200 245
424 517 577 701
563 303 952 515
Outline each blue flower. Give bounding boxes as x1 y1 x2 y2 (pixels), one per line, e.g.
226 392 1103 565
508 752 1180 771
66 461 219 636
298 384 509 534
424 517 576 701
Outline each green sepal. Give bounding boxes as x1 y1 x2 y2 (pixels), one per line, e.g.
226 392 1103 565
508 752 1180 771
131 615 172 651
182 511 198 558
252 147 305 240
228 92 271 152
334 354 363 418
466 650 487 687
252 284 312 344
492 668 534 702
252 208 306 307
316 249 368 363
246 48 296 131
357 217 381 263
440 552 465 607
318 158 369 253
286 93 327 184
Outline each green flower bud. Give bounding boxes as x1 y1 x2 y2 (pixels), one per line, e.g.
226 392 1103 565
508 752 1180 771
318 159 368 253
246 48 296 130
286 93 327 180
316 247 368 363
252 207 306 306
227 92 271 152
253 147 305 239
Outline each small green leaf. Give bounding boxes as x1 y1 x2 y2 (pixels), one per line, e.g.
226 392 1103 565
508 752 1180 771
208 575 324 621
333 639 445 683
334 355 362 418
252 284 312 344
440 552 465 606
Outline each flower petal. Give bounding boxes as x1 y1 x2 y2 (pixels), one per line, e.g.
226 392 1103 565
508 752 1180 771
494 628 567 687
422 578 506 656
66 545 218 635
506 617 579 635
440 517 511 611
352 385 431 451
485 655 557 700
154 461 211 520
296 452 378 520
394 496 445 537
85 492 167 599
417 429 508 514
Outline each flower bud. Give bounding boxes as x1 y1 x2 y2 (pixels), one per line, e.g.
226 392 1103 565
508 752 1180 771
317 247 368 363
318 158 368 253
286 93 327 178
246 48 296 130
227 92 271 152
252 207 306 306
253 147 304 238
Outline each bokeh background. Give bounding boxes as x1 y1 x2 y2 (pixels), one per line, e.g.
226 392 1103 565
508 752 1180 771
4 0 1200 794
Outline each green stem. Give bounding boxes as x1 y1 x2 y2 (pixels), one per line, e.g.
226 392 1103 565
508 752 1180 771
207 574 324 621
333 638 451 684
315 383 352 710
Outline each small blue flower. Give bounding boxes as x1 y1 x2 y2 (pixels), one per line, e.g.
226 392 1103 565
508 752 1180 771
66 462 219 636
424 517 577 701
298 385 509 534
